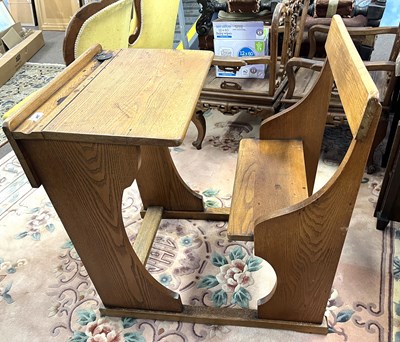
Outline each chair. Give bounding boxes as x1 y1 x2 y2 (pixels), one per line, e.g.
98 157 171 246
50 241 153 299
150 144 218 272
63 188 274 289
63 0 180 66
192 0 310 149
228 14 381 324
300 0 387 60
280 24 400 172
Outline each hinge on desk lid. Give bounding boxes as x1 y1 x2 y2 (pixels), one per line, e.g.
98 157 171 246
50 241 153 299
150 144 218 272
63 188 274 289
96 52 113 62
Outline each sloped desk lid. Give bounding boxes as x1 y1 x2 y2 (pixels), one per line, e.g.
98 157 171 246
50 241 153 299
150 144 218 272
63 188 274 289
10 48 214 146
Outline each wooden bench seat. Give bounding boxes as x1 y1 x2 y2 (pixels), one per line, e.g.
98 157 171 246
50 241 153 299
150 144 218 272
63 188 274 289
229 139 308 241
226 16 382 325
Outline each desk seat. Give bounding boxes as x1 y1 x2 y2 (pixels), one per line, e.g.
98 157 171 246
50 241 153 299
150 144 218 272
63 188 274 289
228 138 309 241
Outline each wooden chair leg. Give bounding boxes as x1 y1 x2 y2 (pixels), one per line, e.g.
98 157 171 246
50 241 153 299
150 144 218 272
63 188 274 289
191 109 206 150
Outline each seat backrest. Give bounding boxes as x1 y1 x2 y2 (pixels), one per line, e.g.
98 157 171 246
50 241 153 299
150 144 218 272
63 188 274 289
260 15 381 193
63 0 180 66
325 19 381 141
271 0 310 93
63 0 132 65
128 0 180 48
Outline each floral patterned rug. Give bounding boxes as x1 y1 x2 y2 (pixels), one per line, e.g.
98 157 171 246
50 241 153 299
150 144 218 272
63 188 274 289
0 63 65 146
0 106 396 341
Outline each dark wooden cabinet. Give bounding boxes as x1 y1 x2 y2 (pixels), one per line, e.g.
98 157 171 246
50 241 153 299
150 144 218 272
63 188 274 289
375 122 400 230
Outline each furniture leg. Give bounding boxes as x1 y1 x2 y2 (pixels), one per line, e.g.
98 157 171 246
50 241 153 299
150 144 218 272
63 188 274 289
376 217 390 230
366 116 388 174
191 109 206 150
136 145 229 220
382 79 400 167
21 140 183 312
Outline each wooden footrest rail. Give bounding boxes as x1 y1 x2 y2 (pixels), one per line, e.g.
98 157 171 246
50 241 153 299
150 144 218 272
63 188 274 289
100 305 328 335
133 206 163 264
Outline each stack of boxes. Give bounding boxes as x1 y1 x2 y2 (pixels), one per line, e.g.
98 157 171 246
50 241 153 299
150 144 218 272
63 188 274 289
212 20 269 79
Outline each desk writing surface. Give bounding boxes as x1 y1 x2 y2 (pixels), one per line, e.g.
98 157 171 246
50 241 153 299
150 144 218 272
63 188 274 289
30 49 213 146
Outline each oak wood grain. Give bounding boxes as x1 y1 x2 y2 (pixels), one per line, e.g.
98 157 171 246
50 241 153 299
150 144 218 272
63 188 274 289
133 206 163 264
21 140 183 312
42 49 213 146
100 305 328 334
136 145 204 212
326 21 380 140
140 207 230 221
3 44 103 187
228 139 308 241
4 44 102 132
252 15 382 324
14 56 112 139
260 58 334 195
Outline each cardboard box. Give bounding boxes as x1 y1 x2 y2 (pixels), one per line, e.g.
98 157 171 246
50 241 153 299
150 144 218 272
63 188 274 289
0 2 45 87
0 30 45 86
214 37 268 79
2 26 22 49
0 39 5 54
212 20 267 40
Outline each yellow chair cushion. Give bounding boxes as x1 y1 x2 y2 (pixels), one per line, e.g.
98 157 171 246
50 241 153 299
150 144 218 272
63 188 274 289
129 0 180 49
75 0 133 59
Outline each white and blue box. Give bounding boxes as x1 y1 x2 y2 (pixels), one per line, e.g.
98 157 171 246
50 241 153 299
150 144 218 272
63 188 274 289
212 20 269 79
213 36 268 79
212 20 267 41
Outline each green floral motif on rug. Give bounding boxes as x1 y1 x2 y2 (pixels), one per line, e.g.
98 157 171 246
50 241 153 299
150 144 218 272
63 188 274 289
0 62 65 146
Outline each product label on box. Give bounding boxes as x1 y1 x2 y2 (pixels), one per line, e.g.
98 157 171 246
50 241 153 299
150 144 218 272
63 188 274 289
216 65 265 78
214 37 268 79
213 21 266 40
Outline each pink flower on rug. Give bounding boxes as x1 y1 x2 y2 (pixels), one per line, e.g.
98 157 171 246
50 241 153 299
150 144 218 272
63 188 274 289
85 318 123 342
216 259 254 293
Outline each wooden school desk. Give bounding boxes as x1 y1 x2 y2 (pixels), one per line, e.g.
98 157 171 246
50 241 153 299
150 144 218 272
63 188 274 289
3 44 228 311
3 45 319 333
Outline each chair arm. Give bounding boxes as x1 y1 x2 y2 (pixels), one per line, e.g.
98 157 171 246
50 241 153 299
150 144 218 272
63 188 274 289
285 57 324 99
364 61 397 72
308 24 400 59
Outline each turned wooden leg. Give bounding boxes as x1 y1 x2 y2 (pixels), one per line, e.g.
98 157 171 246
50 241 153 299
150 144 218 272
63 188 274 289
21 140 183 312
191 109 206 150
